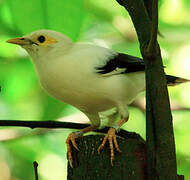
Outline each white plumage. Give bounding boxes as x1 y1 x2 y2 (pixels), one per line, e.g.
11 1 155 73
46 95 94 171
7 29 187 167
12 30 145 126
36 45 145 119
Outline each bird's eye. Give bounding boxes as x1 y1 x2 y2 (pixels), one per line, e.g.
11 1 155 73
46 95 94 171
38 35 46 43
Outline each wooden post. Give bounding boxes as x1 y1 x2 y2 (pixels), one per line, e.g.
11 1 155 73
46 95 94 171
67 134 184 179
68 133 147 179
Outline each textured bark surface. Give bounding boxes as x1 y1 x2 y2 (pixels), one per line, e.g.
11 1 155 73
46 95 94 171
67 134 146 180
116 0 178 179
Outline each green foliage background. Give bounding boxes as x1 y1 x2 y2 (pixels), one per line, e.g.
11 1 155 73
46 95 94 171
0 0 190 179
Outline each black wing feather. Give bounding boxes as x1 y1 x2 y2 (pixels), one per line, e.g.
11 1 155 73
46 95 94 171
96 53 145 75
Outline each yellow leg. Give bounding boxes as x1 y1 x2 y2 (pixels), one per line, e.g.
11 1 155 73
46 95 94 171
98 117 129 166
66 125 98 168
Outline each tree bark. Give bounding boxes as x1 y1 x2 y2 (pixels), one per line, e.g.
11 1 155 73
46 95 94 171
67 134 184 180
115 0 178 179
67 134 147 180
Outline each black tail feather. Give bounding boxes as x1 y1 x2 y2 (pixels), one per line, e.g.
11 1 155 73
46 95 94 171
166 75 190 86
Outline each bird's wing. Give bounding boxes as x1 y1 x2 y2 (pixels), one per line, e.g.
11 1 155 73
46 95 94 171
95 53 145 76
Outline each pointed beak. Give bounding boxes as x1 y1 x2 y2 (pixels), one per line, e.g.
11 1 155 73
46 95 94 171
6 37 31 45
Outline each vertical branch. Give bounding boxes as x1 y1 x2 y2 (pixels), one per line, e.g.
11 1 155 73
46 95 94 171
33 161 39 180
115 0 178 179
144 1 177 179
147 0 158 55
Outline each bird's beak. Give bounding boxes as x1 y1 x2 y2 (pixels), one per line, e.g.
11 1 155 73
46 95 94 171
6 37 31 45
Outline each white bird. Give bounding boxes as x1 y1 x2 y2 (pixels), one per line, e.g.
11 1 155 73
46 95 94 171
7 29 189 167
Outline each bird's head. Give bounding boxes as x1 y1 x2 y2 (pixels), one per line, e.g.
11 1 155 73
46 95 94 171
7 29 73 60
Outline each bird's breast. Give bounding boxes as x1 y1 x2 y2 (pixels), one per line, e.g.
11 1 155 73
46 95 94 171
34 62 114 112
32 55 145 114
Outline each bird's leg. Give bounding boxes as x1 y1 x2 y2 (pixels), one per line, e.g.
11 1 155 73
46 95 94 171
66 125 98 167
98 116 129 166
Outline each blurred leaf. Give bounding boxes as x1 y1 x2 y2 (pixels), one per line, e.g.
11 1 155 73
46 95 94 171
6 0 85 40
177 153 190 179
2 59 36 102
39 92 68 120
45 0 85 40
184 0 190 7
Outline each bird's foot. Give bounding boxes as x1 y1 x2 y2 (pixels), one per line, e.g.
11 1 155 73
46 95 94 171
98 127 121 166
66 131 82 168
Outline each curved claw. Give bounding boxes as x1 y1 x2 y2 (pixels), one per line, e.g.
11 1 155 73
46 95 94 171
98 128 121 166
66 132 80 168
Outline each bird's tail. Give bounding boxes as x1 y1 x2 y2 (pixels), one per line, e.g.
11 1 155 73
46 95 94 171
166 75 190 86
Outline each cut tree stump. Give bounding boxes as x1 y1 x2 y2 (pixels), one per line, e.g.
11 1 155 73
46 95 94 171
67 133 147 180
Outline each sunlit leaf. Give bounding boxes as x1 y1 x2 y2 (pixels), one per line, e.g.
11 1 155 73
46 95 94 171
6 0 85 40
